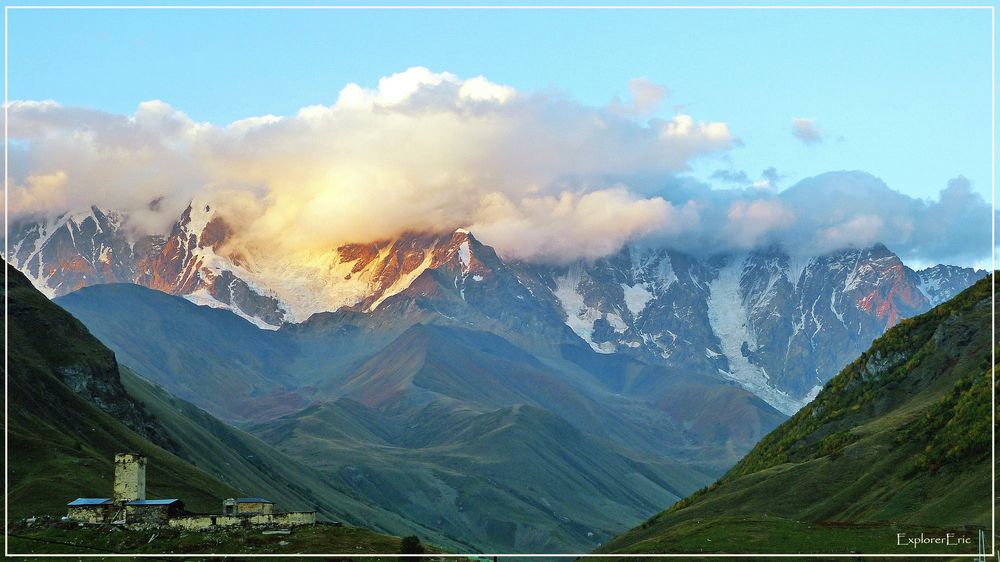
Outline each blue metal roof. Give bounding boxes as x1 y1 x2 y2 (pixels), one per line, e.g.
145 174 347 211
67 498 112 506
236 497 273 503
126 499 181 506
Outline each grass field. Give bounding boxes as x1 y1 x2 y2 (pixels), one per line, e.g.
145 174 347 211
8 520 441 558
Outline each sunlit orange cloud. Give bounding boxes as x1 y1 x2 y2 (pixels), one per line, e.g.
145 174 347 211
6 67 735 263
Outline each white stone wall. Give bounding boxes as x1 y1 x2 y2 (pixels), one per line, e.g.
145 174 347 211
67 505 112 524
166 512 316 530
275 511 317 525
168 515 215 530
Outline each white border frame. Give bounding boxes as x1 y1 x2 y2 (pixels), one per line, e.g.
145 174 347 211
2 3 995 559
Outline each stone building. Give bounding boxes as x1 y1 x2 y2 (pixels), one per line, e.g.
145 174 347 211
224 497 273 515
125 499 185 526
66 498 114 524
66 453 316 529
169 497 315 529
68 454 183 526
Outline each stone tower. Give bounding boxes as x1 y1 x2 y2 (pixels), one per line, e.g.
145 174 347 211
113 453 146 503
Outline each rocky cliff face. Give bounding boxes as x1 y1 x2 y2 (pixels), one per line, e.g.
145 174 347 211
10 203 288 328
8 207 137 295
7 204 986 413
6 261 176 450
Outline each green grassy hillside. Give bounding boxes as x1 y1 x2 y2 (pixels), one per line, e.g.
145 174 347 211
255 399 712 552
7 263 236 517
599 274 994 556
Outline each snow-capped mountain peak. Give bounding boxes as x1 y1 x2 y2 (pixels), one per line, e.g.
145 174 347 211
916 263 989 306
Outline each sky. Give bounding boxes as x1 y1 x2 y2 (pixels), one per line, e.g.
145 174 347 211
5 5 995 268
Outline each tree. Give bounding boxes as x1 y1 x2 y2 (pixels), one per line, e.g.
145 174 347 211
400 535 424 558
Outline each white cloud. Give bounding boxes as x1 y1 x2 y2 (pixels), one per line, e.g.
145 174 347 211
609 77 669 117
723 199 795 248
791 117 822 145
10 171 70 216
5 69 990 267
471 187 697 264
771 171 990 264
7 68 735 263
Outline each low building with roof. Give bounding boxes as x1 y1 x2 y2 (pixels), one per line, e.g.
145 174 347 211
66 498 114 524
224 497 273 515
125 499 185 526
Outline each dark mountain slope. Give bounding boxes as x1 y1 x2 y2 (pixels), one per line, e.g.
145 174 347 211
559 343 785 462
57 282 783 464
253 399 713 553
599 274 994 555
55 283 298 422
331 324 615 434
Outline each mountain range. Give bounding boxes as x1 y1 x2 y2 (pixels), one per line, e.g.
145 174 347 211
6 201 988 552
7 202 986 413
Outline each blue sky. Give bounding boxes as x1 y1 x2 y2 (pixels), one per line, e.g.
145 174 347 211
8 6 993 201
5 5 995 267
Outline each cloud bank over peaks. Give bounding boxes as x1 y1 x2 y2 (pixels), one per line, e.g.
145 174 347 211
8 67 736 263
672 171 992 267
6 68 991 267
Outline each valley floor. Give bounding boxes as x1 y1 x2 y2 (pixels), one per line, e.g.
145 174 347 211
7 520 441 558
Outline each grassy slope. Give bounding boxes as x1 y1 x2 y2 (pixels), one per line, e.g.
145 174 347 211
7 263 237 518
256 400 711 553
599 274 994 555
